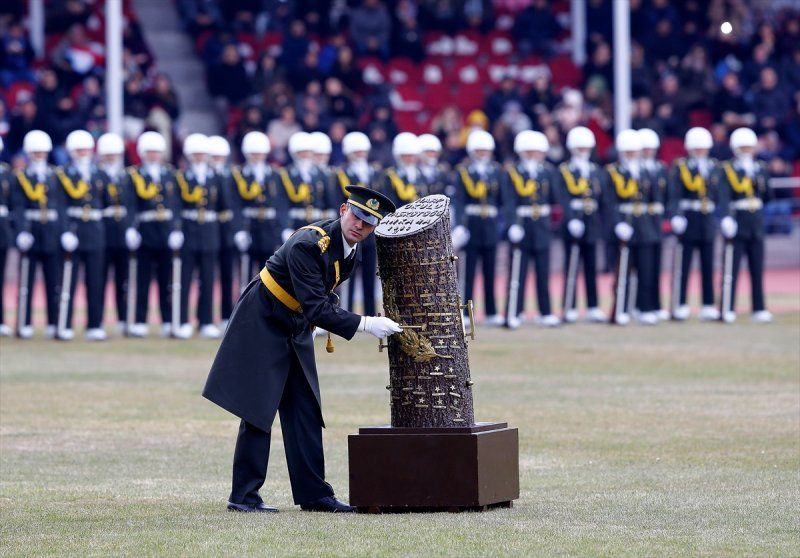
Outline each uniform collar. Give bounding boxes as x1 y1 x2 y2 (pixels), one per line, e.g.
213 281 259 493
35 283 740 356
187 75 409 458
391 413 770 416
342 232 356 259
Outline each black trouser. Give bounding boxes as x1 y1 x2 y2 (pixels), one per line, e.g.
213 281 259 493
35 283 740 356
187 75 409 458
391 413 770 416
180 248 216 326
20 250 60 327
219 246 235 320
624 243 657 313
729 237 766 313
653 240 664 311
464 245 497 316
135 246 172 324
104 247 129 324
347 241 377 315
679 238 714 306
0 247 6 326
229 354 333 506
507 246 551 317
64 248 105 329
562 238 599 310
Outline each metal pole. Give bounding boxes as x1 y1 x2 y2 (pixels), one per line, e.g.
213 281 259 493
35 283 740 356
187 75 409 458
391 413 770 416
29 0 45 58
612 0 631 134
106 0 124 137
571 0 586 66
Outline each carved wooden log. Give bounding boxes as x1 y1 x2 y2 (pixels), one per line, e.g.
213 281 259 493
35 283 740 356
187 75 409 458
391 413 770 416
375 195 475 427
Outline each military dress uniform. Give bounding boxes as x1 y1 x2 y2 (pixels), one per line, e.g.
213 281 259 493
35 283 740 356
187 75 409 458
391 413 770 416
279 165 331 231
379 165 426 209
100 165 133 328
420 161 453 197
0 163 14 333
11 164 65 331
717 160 772 314
216 163 237 322
667 157 722 309
126 164 180 326
503 162 558 320
643 159 669 316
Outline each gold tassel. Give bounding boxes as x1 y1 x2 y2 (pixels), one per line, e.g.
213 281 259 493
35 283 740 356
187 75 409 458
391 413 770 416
326 332 335 353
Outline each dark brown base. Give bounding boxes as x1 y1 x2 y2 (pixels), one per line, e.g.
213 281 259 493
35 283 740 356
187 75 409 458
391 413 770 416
348 422 519 511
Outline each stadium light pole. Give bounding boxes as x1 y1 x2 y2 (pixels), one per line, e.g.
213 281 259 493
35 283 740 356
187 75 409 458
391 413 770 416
28 0 45 58
612 0 632 134
106 0 124 137
571 0 586 66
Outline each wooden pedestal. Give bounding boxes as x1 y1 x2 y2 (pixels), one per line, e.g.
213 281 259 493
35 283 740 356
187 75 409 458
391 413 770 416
348 422 519 513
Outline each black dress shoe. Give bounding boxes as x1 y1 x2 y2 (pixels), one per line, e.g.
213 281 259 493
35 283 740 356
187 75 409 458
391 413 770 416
300 495 357 513
227 501 279 513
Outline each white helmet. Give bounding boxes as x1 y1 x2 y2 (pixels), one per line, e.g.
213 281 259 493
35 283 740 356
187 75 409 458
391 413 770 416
183 133 209 156
637 128 660 150
566 126 596 150
97 133 124 156
342 131 371 155
419 133 442 153
23 130 53 153
514 130 549 154
207 135 230 157
136 131 166 157
65 129 95 153
730 127 757 150
288 131 314 156
392 132 421 158
310 131 332 154
684 127 713 150
615 129 641 153
466 130 495 154
241 131 271 155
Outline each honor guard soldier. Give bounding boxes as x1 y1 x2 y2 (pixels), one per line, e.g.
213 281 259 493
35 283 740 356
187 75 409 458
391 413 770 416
203 185 402 513
310 131 335 219
11 130 65 339
334 131 381 314
418 134 452 197
638 128 670 321
380 132 424 208
56 130 107 340
717 127 773 324
280 132 332 238
667 127 722 321
503 131 560 329
97 133 132 335
558 126 607 323
453 130 505 326
0 138 13 337
175 134 225 339
208 135 237 328
606 130 661 326
232 132 287 284
126 131 183 338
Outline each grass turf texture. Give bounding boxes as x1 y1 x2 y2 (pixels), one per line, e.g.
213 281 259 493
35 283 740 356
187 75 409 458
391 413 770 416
1 316 799 557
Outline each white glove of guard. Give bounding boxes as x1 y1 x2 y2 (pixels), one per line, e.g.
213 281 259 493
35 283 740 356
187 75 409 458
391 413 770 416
670 215 688 235
720 216 738 239
451 225 470 250
16 231 34 252
234 230 252 252
567 218 585 239
125 227 142 251
359 316 402 339
281 228 294 243
614 222 634 242
168 230 184 251
60 231 79 252
508 224 525 243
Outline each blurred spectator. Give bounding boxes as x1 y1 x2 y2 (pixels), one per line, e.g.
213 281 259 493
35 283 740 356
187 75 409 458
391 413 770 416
35 69 64 123
208 44 251 119
281 19 311 70
330 46 363 93
328 120 347 165
46 0 91 34
431 105 463 140
287 49 323 92
713 72 752 128
583 41 613 93
52 24 105 85
392 1 425 62
7 97 44 154
524 74 558 124
513 0 558 56
252 54 285 96
632 97 663 135
678 44 715 109
349 0 392 60
267 105 301 162
324 77 356 124
653 73 688 136
0 21 35 86
485 75 523 123
747 67 791 132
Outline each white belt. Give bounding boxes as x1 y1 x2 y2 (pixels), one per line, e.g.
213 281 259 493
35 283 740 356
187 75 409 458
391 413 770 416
679 199 715 213
569 198 598 214
138 209 174 222
516 204 551 218
618 202 664 216
66 206 102 221
181 209 218 222
288 207 324 220
243 207 277 220
103 206 128 218
732 198 763 212
24 209 58 221
464 204 498 217
0 205 8 217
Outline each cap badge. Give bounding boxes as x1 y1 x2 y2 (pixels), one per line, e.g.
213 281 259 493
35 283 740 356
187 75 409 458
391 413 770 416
366 198 380 210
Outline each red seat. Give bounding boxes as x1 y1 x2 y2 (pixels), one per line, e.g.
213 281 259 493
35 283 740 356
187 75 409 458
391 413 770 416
422 82 456 111
453 83 486 113
688 108 713 128
660 137 685 165
4 81 35 110
386 57 421 85
421 61 445 84
548 55 582 89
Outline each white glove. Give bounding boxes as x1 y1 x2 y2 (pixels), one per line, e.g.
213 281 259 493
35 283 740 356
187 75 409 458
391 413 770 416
281 228 294 243
614 222 634 242
720 216 738 239
567 218 585 239
125 227 142 251
16 231 34 252
508 224 525 243
359 316 402 339
168 230 184 251
60 231 79 252
670 215 688 235
234 230 252 252
451 225 470 250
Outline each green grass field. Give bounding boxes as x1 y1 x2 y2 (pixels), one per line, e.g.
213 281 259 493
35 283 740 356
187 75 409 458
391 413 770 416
1 316 799 557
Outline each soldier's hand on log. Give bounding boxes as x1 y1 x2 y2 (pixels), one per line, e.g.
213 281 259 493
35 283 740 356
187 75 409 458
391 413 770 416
359 316 402 339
